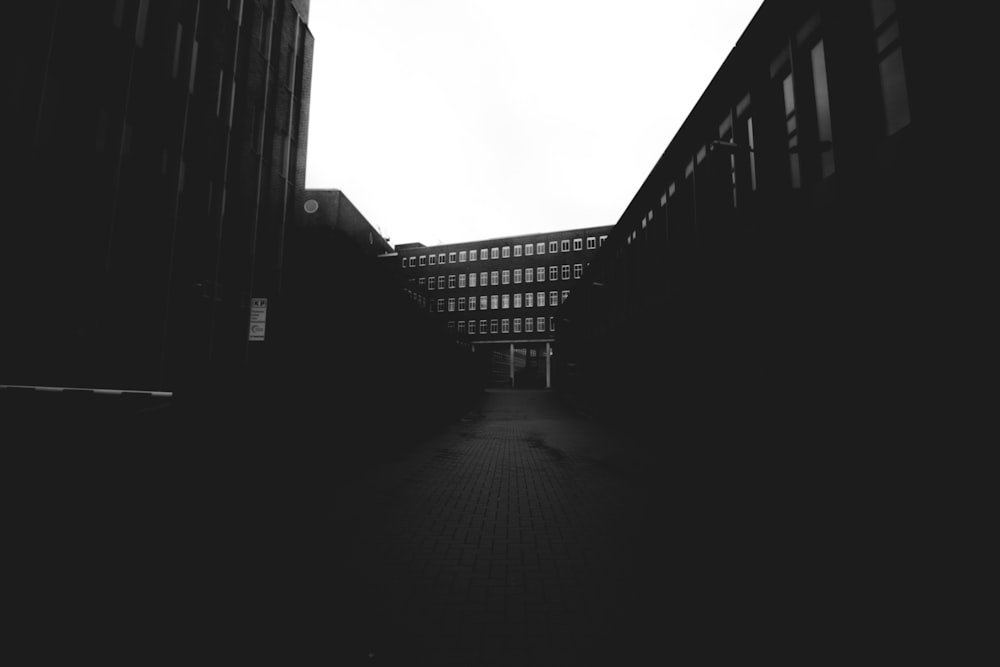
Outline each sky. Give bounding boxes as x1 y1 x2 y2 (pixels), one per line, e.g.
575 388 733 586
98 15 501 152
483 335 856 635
304 0 766 247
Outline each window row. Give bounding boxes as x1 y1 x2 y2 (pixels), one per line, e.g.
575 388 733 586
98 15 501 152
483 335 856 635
663 1 910 204
446 318 555 335
401 237 606 268
433 291 571 312
418 265 584 289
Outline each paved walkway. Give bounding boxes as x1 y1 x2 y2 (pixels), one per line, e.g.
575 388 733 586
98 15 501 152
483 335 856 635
327 389 662 666
7 386 947 663
314 388 816 666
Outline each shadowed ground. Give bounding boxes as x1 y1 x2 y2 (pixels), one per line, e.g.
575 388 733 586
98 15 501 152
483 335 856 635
5 386 921 664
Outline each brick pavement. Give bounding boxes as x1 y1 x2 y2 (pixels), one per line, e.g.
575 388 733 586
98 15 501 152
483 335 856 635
325 389 682 666
7 386 879 664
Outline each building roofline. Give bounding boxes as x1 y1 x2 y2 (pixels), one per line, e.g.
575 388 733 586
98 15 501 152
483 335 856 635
395 225 614 252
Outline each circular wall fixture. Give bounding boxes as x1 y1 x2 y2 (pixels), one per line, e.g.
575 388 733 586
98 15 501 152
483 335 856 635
303 199 319 214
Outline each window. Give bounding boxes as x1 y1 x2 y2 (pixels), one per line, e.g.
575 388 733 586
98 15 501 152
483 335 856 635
459 274 466 288
470 250 477 263
438 254 445 264
491 247 499 259
491 271 499 286
574 264 582 279
458 321 465 334
561 290 569 303
561 240 570 252
480 272 488 286
514 245 522 257
731 93 758 194
561 265 570 280
501 294 509 309
458 297 466 311
459 250 467 262
502 246 510 258
429 255 436 266
480 296 488 310
587 237 596 250
448 298 455 312
514 269 522 284
599 235 607 246
525 244 534 256
448 275 456 289
437 298 444 311
502 270 510 285
525 268 534 283
772 44 801 189
448 252 456 263
136 0 150 45
525 318 534 333
537 243 545 254
428 278 435 291
469 273 477 288
469 297 477 311
514 293 522 308
549 241 558 253
469 320 476 333
480 320 487 334
502 319 509 334
402 257 408 268
490 320 498 334
491 295 499 310
525 293 534 308
537 267 545 282
811 40 835 177
537 292 546 307
549 317 555 332
537 317 545 333
447 322 454 331
514 318 522 333
872 0 911 136
437 276 445 289
718 111 739 207
479 249 487 260
418 277 426 286
573 238 583 251
550 290 559 305
549 266 558 281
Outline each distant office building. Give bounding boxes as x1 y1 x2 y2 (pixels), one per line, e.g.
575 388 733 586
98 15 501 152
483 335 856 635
395 227 612 387
3 1 314 393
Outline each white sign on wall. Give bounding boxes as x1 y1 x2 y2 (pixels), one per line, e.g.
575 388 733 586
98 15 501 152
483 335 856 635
249 297 267 341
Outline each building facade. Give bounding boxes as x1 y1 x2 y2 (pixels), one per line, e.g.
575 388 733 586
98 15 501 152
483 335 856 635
555 0 947 436
396 226 612 387
3 0 314 395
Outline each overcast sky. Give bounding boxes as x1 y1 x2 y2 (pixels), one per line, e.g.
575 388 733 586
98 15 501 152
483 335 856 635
304 0 765 247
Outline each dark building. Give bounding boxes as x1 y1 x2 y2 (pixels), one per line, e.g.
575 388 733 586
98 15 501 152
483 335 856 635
555 0 949 438
395 227 612 387
275 190 483 433
3 0 314 396
297 189 393 257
